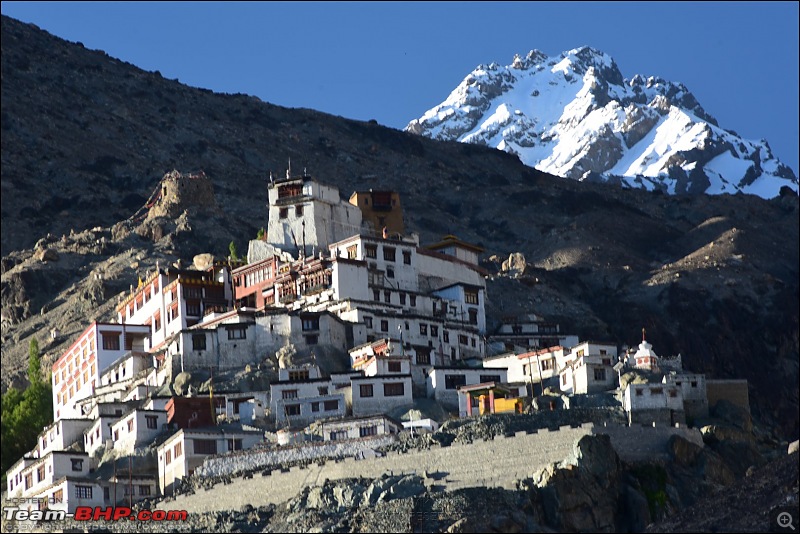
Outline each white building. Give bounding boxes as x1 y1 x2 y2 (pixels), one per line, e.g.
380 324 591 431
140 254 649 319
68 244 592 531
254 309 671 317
157 426 263 495
350 373 413 417
320 414 403 441
663 372 709 418
557 341 618 395
267 172 363 256
51 322 151 421
490 313 578 351
109 409 169 454
116 264 234 352
426 367 509 409
483 346 566 394
35 419 94 459
6 451 92 500
623 383 685 425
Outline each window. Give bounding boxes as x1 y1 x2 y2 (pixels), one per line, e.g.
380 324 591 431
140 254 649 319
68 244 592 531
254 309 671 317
193 439 218 455
594 368 606 381
635 389 643 396
53 489 63 502
360 384 374 397
443 330 450 343
192 334 206 351
373 289 381 302
691 381 698 388
600 349 608 356
416 351 430 365
227 327 247 340
347 245 358 259
24 473 32 490
75 485 93 499
364 316 373 328
227 438 243 451
444 374 466 390
380 320 389 332
360 426 378 437
154 315 161 332
302 317 320 331
512 325 523 334
399 293 406 305
384 383 405 397
577 349 585 358
384 290 391 303
383 247 396 262
127 419 134 432
464 290 479 305
146 416 158 429
468 309 478 325
174 442 182 457
71 459 84 472
324 400 339 411
365 244 377 259
480 375 502 384
459 335 468 345
101 332 120 351
186 303 201 316
388 361 402 373
386 267 395 278
419 324 428 335
669 390 678 398
37 465 45 482
562 374 568 386
451 347 457 360
403 251 411 265
430 325 438 337
295 205 304 216
279 207 288 219
650 388 663 395
282 389 299 400
284 404 301 416
409 295 416 306
311 402 320 412
602 358 611 365
139 485 151 496
288 370 309 382
330 430 348 441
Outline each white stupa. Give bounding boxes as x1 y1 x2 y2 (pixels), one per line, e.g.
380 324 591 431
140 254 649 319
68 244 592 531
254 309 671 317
628 328 660 371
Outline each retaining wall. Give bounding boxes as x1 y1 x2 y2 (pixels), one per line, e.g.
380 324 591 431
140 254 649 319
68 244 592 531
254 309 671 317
160 421 702 515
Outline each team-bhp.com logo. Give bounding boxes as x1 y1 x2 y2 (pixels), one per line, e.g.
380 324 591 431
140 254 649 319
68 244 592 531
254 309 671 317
5 505 187 523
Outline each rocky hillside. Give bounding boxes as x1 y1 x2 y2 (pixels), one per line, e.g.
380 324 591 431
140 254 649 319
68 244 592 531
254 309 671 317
1 15 798 441
406 48 799 198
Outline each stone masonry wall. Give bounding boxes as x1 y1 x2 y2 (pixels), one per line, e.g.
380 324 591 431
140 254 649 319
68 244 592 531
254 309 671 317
157 422 701 515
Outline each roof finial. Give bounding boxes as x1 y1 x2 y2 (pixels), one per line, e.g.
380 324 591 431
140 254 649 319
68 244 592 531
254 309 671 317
269 170 274 184
642 327 646 342
287 158 291 179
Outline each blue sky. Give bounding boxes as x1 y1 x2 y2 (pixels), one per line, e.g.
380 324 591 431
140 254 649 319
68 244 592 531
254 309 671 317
2 1 798 173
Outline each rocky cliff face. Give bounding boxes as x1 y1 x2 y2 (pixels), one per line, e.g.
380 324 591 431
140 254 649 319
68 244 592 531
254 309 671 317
406 47 799 198
1 15 798 440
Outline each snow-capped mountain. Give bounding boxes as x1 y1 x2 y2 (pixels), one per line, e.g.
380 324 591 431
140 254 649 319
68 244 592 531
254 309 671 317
406 47 798 198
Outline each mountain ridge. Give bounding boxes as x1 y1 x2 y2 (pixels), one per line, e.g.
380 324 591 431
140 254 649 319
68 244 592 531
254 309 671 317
406 46 798 198
1 15 798 444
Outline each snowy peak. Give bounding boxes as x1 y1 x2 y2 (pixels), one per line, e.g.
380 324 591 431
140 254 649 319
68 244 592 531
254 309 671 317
406 49 798 198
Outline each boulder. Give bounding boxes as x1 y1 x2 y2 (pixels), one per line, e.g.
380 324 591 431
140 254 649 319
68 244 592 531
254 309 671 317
35 248 59 262
193 253 215 271
667 434 702 467
173 372 192 395
501 252 527 276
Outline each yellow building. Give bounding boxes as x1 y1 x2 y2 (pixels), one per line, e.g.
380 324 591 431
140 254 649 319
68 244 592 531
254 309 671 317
349 190 404 237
